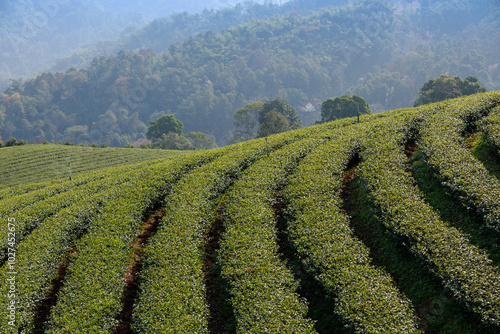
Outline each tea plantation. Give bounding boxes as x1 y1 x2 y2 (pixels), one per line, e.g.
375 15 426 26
1 92 500 333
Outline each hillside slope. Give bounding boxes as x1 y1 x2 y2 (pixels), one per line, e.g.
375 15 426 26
0 144 185 189
0 92 499 333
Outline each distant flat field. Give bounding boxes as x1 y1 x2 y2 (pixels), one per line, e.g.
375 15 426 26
0 144 187 189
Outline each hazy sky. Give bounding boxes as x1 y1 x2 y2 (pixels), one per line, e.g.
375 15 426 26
0 0 294 80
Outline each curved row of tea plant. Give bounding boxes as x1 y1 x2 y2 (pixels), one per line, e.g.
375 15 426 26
217 135 338 333
49 122 339 333
0 181 59 201
131 116 373 333
45 151 219 333
0 168 116 218
284 123 419 333
131 125 339 333
132 141 272 333
359 114 500 328
481 106 500 153
419 94 500 233
0 157 197 333
0 144 185 189
0 167 133 266
0 171 136 333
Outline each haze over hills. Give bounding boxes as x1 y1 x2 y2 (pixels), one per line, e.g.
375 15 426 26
0 92 499 333
0 0 498 147
0 0 287 83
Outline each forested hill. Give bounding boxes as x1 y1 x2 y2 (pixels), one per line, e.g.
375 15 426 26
0 0 498 147
0 0 282 81
47 0 336 77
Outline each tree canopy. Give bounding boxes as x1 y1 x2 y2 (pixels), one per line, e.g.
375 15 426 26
258 98 302 130
231 101 264 144
321 95 371 123
186 131 217 150
414 75 486 107
256 111 291 138
146 114 184 141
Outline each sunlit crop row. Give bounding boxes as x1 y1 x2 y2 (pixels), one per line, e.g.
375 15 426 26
45 152 218 333
132 140 278 332
218 135 330 333
419 94 500 233
481 106 500 153
284 121 419 333
0 168 118 219
0 167 131 266
359 109 500 327
131 124 344 333
0 174 132 332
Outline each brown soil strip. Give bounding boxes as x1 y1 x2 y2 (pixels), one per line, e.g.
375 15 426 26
339 157 382 263
32 247 77 334
203 203 234 334
404 139 418 159
114 211 164 334
273 194 347 333
274 195 296 262
339 157 431 329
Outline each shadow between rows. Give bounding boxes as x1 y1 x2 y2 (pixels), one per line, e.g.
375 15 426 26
340 146 485 334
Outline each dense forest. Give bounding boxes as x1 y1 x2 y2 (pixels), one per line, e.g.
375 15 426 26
0 0 498 146
0 0 275 85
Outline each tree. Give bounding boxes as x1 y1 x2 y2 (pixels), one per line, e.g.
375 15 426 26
459 76 487 96
321 95 371 123
5 137 27 146
146 114 184 141
186 131 217 150
151 132 194 150
414 75 486 107
231 101 264 144
258 98 302 130
257 111 291 138
63 125 89 144
6 137 17 147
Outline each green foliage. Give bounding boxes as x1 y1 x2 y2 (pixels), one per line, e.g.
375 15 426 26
132 130 312 333
219 136 324 333
0 167 140 331
186 131 217 150
0 144 184 189
2 92 500 332
258 98 302 130
285 125 419 332
358 92 500 327
0 105 5 129
150 132 194 150
63 125 89 144
4 137 27 147
146 114 184 141
320 95 371 122
481 106 500 153
231 101 264 143
419 96 500 233
46 153 217 333
414 75 487 107
256 110 292 138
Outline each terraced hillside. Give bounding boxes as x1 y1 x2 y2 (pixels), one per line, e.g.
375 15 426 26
1 92 500 334
0 145 186 190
